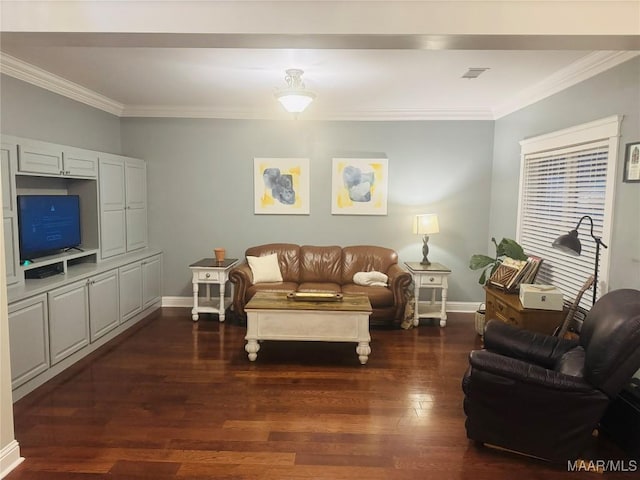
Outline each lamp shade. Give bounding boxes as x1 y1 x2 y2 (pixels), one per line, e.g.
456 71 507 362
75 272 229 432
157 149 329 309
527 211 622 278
413 214 440 235
552 229 581 256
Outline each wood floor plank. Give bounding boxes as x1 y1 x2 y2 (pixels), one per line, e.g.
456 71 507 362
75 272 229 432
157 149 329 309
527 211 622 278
5 310 633 480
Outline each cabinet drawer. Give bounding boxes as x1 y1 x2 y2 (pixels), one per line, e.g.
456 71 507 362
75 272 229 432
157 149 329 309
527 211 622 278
494 309 523 328
196 270 221 282
419 275 442 286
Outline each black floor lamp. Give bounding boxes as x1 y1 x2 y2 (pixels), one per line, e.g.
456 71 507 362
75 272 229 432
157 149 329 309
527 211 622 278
552 215 608 306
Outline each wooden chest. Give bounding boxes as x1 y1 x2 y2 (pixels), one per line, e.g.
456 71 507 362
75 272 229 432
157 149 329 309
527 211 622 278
484 286 566 335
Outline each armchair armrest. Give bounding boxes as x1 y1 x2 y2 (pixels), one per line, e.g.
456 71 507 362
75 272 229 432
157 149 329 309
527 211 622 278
386 264 413 322
468 349 594 392
484 320 579 369
229 262 253 317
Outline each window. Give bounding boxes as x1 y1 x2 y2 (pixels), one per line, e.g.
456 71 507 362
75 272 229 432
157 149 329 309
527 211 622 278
517 116 622 310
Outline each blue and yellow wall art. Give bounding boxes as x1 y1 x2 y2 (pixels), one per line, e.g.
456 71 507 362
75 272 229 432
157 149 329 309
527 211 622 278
254 158 310 214
331 158 388 215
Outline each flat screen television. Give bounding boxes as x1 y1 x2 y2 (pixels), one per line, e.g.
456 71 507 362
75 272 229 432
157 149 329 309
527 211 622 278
17 195 81 261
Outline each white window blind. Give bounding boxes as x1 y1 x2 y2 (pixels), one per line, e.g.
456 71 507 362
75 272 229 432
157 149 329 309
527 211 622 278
517 116 621 310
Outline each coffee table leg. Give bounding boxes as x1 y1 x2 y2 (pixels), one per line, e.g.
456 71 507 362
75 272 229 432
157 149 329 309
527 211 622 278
356 341 371 365
245 339 260 361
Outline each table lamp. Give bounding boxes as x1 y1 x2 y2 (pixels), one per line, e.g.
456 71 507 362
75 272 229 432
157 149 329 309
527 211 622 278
413 214 439 265
552 215 608 306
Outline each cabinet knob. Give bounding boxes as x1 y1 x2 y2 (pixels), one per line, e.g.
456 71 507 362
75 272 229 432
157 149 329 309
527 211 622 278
205 273 211 278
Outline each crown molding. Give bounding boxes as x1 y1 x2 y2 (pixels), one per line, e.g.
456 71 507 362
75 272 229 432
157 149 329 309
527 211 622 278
0 52 124 116
122 105 495 121
493 51 640 119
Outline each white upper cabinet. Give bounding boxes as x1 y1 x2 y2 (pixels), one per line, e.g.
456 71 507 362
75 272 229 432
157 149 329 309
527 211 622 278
18 139 97 178
99 154 148 259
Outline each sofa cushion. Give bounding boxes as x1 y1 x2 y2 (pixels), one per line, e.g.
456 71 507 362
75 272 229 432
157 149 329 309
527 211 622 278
247 253 283 284
341 246 398 285
300 245 342 284
342 283 394 308
298 282 341 293
245 243 300 282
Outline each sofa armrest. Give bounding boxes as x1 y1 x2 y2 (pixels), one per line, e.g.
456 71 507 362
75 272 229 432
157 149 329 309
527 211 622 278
387 264 413 323
484 320 579 369
229 262 253 317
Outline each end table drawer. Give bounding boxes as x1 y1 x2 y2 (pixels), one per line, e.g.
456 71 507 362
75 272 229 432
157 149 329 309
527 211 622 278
196 270 221 282
419 275 443 286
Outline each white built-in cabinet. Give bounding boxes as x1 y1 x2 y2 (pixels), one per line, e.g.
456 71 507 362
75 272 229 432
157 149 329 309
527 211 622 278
99 154 147 258
118 253 162 324
8 294 49 389
119 261 143 323
89 269 120 342
48 280 90 365
1 134 161 401
18 139 98 177
1 141 20 285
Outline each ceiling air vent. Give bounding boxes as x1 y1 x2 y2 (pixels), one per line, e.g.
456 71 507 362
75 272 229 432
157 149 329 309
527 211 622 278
462 68 490 79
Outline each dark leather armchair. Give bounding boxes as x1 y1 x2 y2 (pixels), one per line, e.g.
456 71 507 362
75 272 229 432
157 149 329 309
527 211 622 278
462 289 640 462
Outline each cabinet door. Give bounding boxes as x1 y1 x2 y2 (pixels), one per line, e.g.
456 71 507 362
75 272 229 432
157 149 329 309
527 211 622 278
125 158 146 210
119 262 142 323
1 142 20 284
4 217 19 283
1 141 17 214
18 142 63 175
88 270 120 342
8 295 49 389
142 254 162 309
64 147 98 178
48 280 89 365
100 209 127 258
99 156 126 211
126 207 147 252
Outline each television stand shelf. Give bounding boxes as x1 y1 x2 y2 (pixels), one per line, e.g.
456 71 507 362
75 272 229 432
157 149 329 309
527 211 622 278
22 249 99 277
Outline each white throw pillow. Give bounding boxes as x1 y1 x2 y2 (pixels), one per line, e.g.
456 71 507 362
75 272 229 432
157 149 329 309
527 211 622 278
353 271 388 287
247 253 283 284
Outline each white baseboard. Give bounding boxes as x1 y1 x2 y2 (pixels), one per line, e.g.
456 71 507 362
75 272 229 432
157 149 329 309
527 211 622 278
162 296 479 314
0 440 23 479
162 296 193 308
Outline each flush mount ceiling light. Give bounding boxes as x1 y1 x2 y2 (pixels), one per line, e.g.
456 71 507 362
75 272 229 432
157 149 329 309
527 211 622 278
275 68 316 114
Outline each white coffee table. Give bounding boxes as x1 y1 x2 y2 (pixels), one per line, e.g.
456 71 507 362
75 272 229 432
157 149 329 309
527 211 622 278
244 292 373 364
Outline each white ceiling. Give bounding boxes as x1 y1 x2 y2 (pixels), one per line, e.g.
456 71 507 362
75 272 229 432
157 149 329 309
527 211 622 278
1 1 639 121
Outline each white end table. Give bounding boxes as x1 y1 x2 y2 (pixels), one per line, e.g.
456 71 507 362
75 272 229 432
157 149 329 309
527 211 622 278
189 258 238 322
404 262 451 327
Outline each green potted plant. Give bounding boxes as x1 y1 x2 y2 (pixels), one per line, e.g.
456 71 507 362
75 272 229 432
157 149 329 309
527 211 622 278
469 237 527 285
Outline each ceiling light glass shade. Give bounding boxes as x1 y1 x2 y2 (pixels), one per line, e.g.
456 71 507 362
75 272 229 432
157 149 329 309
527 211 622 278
275 68 316 114
275 91 316 113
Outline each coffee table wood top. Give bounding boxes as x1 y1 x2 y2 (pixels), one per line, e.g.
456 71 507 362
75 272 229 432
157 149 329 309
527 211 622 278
245 291 372 313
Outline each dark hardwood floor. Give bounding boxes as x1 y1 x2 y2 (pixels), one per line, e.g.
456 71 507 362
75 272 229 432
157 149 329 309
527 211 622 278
7 309 633 479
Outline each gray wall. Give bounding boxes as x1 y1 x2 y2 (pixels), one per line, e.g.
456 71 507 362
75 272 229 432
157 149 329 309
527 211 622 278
0 74 121 153
121 119 495 301
490 57 640 291
4 56 637 303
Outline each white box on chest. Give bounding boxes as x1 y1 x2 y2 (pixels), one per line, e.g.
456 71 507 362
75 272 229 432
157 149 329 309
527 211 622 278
519 284 564 311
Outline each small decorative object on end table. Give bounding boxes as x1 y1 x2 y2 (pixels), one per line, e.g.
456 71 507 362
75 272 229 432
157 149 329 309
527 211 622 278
189 257 238 322
404 262 451 327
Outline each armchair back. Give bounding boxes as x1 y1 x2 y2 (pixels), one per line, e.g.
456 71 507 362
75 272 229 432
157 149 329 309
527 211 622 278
580 289 640 397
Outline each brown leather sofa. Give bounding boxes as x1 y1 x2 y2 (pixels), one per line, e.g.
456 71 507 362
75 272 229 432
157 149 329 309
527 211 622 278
229 243 412 327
